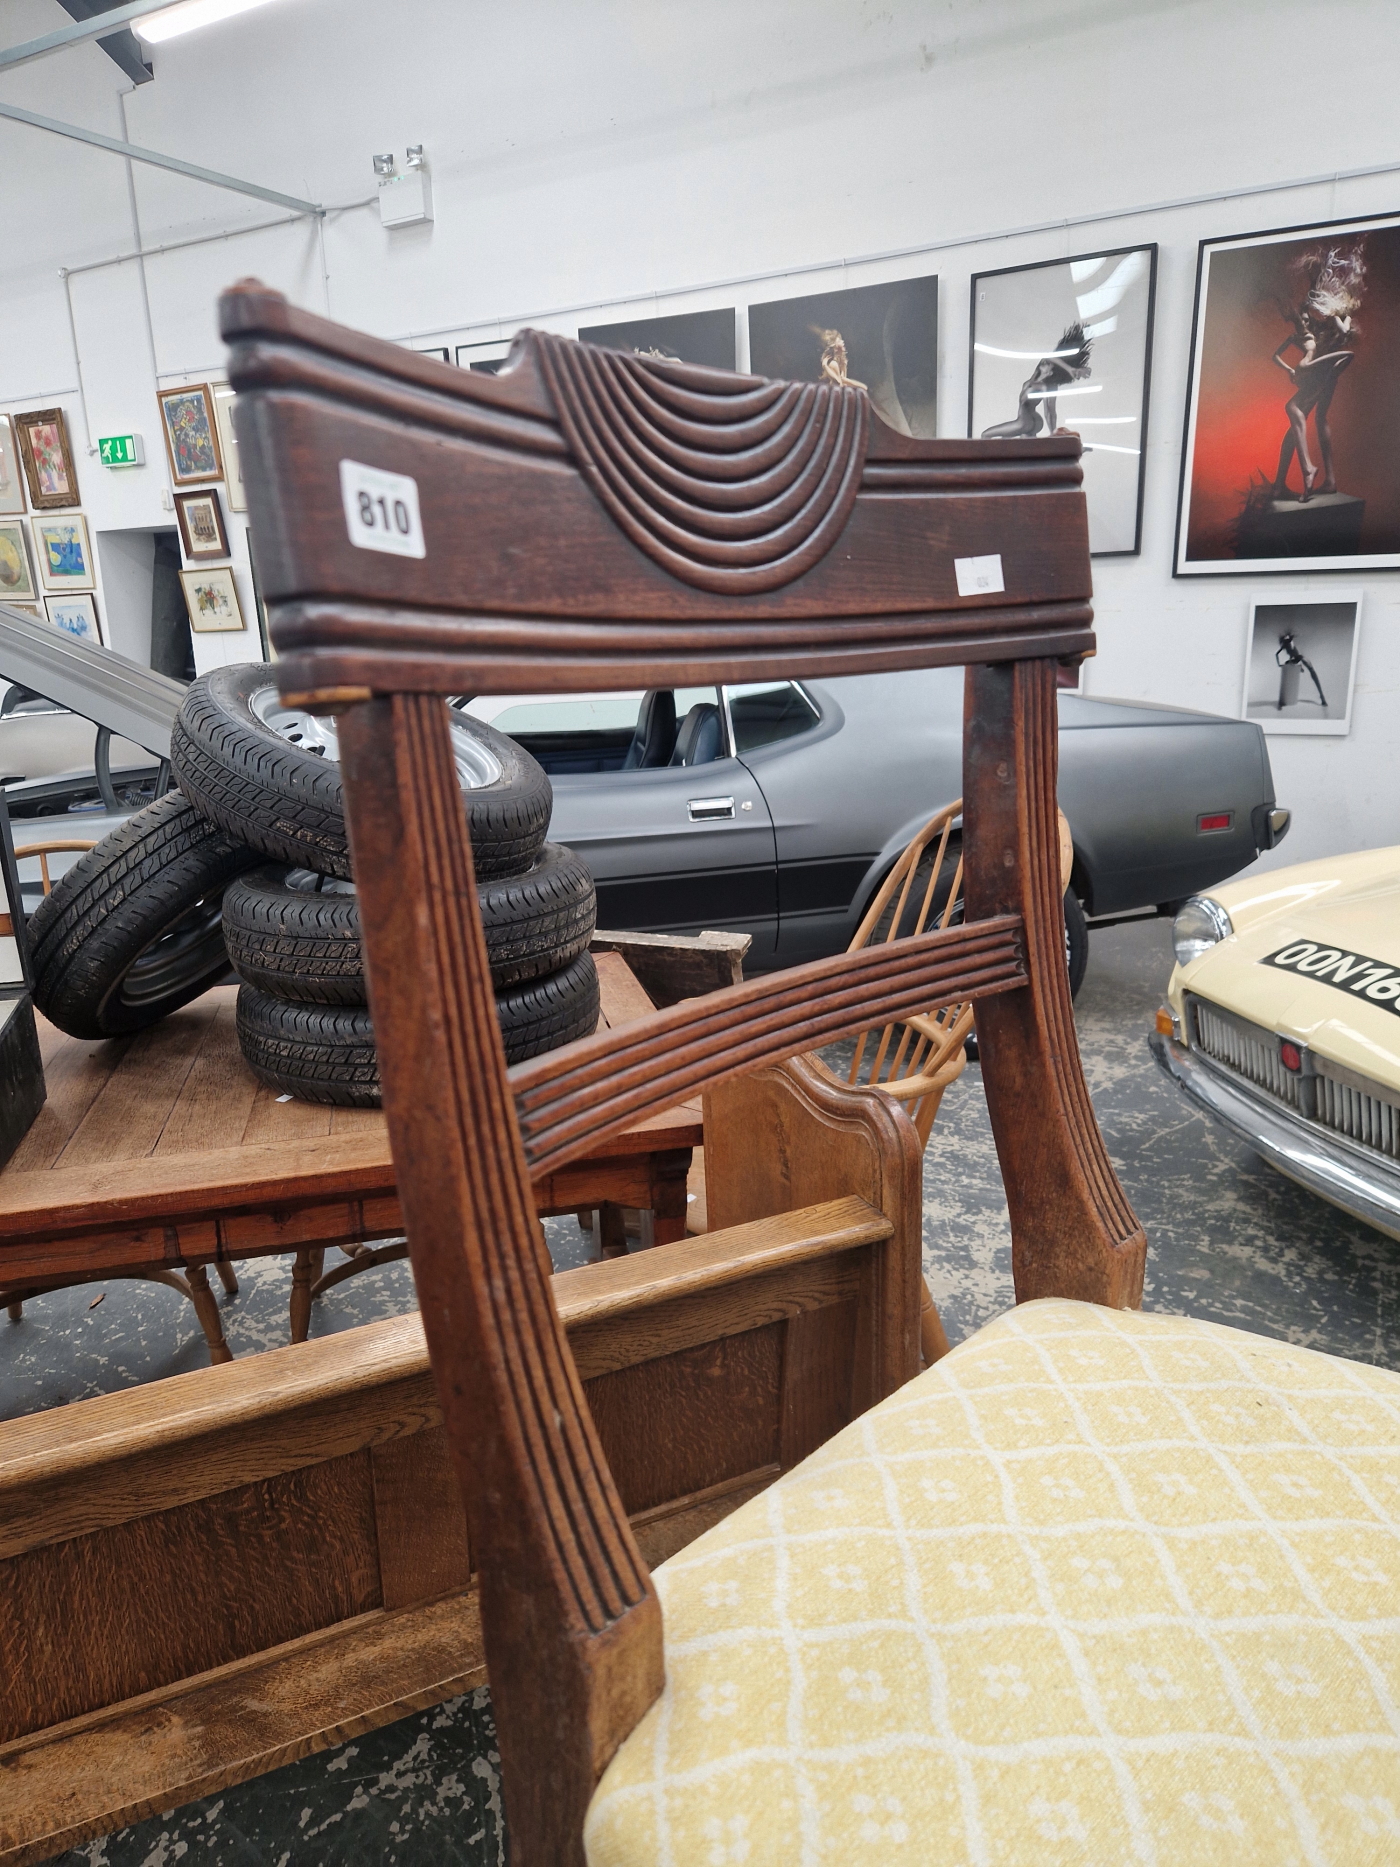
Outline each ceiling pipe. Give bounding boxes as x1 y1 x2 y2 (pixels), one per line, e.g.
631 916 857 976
0 100 321 215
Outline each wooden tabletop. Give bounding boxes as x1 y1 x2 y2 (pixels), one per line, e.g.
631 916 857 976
0 953 701 1268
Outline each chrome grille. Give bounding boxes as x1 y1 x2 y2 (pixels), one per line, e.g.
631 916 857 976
1315 1065 1400 1161
1191 999 1302 1107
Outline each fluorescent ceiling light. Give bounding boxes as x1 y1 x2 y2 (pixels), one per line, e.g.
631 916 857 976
134 0 284 44
1082 443 1141 455
1025 384 1102 399
1070 416 1137 425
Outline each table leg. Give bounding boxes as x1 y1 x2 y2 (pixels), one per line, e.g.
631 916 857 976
214 1260 239 1296
184 1264 233 1365
290 1246 326 1343
595 1203 629 1259
650 1148 693 1246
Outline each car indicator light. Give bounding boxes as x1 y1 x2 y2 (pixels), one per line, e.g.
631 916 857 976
1280 1041 1303 1073
1155 1009 1174 1036
1197 812 1233 833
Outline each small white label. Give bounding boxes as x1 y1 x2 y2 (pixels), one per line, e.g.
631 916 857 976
340 459 426 558
954 552 1004 597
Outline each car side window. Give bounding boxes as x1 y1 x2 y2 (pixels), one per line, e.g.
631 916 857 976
460 688 725 774
726 682 819 753
462 691 645 774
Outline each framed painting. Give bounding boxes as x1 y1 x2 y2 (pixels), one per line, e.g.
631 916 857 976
0 521 38 604
748 274 938 437
32 514 94 591
455 338 513 375
175 488 230 562
212 385 246 512
44 592 103 646
180 565 246 633
969 245 1157 556
577 308 737 370
1241 593 1360 736
1176 211 1400 575
157 384 223 486
14 408 80 510
0 416 26 517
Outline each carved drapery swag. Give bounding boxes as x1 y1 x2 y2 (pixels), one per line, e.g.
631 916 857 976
534 335 869 595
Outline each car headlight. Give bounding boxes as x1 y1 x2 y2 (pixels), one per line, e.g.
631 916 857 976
1173 895 1233 968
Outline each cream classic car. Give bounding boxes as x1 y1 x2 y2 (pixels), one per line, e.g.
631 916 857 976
1151 847 1400 1240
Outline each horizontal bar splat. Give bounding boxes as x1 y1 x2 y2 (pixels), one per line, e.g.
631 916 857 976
510 913 1026 1178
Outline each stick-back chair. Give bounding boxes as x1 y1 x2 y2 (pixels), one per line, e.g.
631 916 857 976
221 283 1392 1865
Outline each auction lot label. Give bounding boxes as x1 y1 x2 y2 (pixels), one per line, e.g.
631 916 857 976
1263 942 1400 1017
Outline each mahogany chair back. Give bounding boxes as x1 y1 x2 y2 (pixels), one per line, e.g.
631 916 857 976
221 279 1146 1863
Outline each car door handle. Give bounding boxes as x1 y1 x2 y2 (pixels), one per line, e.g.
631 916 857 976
688 795 735 821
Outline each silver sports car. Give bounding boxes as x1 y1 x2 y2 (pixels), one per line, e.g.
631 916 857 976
465 670 1290 977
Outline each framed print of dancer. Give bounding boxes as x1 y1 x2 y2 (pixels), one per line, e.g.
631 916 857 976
1176 211 1400 575
969 246 1156 555
1269 246 1363 502
979 324 1093 440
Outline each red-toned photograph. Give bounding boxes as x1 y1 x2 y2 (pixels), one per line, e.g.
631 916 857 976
1176 211 1400 574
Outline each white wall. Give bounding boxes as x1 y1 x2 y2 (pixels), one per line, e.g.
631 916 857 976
1 0 1397 860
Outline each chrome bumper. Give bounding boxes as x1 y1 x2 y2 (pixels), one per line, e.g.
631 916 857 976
1149 1030 1400 1242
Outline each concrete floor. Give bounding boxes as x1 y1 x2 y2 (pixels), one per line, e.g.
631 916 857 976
15 917 1399 1864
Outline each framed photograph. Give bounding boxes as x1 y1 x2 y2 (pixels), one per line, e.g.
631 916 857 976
577 308 737 370
44 592 102 646
157 384 224 486
14 408 80 510
1177 211 1400 575
0 521 38 604
1241 594 1361 736
175 488 230 562
0 416 27 516
455 338 513 375
748 274 938 437
6 605 42 621
212 385 245 512
970 245 1157 556
32 514 94 591
180 565 246 633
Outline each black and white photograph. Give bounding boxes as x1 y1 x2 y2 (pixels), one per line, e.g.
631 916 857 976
455 337 513 374
576 307 736 369
1241 593 1361 734
969 245 1156 555
748 274 938 435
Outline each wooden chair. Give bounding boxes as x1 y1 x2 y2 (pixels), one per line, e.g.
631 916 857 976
842 799 1074 1147
221 285 1398 1865
840 801 1072 1363
10 838 98 897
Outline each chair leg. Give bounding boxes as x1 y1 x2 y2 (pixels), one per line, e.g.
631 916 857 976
290 1245 325 1342
919 1276 951 1366
214 1259 239 1296
184 1264 233 1365
6 1299 21 1323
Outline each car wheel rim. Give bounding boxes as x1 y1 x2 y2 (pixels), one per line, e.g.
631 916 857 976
248 684 503 790
118 893 228 1008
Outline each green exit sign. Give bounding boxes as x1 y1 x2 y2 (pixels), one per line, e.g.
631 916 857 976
98 433 145 468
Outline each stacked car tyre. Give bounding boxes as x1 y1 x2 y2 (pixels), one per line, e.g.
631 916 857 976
31 664 600 1104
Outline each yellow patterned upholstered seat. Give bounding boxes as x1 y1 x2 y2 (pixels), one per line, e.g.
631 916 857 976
585 1298 1400 1866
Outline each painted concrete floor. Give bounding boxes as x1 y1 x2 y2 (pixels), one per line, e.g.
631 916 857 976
11 917 1398 1864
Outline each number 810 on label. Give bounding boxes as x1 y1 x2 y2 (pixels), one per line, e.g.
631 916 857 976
339 459 426 559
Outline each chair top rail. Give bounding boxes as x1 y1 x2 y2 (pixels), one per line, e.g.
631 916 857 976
218 281 1096 702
